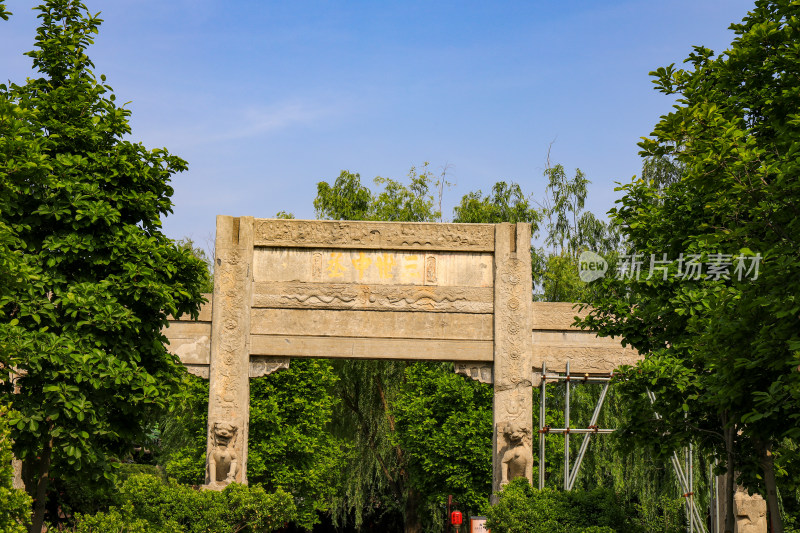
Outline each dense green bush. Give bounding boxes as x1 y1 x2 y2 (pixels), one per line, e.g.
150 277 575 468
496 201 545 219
72 474 296 533
486 478 640 533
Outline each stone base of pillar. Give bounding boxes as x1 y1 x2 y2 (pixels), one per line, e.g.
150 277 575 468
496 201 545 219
12 458 24 490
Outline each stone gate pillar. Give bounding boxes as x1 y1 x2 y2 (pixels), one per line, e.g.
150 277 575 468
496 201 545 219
205 215 254 488
492 223 534 495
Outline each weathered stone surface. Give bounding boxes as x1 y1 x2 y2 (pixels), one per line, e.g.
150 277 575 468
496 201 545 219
251 308 492 340
531 301 588 330
253 248 493 286
164 297 212 368
252 282 493 314
205 216 254 488
167 335 211 365
254 219 495 251
12 458 24 490
492 223 534 495
185 365 210 379
734 487 768 533
249 357 290 378
250 335 492 361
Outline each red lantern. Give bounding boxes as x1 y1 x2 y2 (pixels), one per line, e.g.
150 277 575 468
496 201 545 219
450 511 463 526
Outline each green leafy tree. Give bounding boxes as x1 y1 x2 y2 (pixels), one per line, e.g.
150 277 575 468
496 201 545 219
392 363 493 529
157 374 209 486
452 180 541 228
247 359 344 530
486 478 636 533
175 238 213 293
0 403 32 533
579 2 800 531
0 2 207 531
536 163 620 302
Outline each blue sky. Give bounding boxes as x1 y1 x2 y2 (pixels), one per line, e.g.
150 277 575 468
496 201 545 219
1 0 754 247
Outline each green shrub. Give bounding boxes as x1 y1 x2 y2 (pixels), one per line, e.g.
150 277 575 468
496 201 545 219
486 478 641 533
73 474 297 533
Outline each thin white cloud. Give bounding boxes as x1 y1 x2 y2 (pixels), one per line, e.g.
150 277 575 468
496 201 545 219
130 95 352 150
217 100 338 142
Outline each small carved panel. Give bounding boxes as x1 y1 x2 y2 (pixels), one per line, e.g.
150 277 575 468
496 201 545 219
425 255 437 283
531 302 589 330
254 219 495 251
455 362 493 384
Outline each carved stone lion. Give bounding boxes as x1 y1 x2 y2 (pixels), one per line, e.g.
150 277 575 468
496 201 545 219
500 421 532 486
206 422 238 489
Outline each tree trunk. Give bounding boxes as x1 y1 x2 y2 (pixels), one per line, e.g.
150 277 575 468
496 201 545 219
756 439 783 533
723 416 735 533
404 487 422 533
29 437 53 533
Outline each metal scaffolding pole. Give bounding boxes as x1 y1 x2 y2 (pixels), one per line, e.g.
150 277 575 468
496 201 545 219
567 381 610 490
689 444 694 533
647 390 707 533
538 361 614 491
564 361 570 491
538 361 546 490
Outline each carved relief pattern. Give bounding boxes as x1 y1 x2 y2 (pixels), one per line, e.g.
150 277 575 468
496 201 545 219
212 248 249 420
252 282 493 314
254 219 494 251
312 252 323 280
530 302 589 330
495 258 531 391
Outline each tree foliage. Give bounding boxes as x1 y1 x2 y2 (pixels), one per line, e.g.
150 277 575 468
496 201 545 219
0 2 207 529
579 1 800 530
247 359 344 530
392 363 493 528
0 403 31 533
